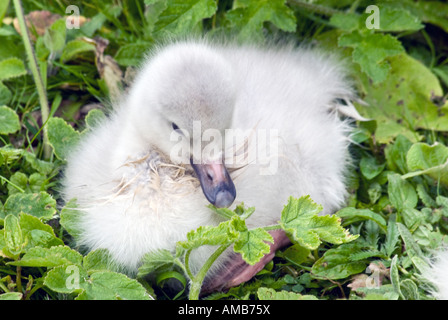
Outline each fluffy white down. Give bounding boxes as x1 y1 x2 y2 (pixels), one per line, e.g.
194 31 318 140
420 249 448 300
62 39 357 277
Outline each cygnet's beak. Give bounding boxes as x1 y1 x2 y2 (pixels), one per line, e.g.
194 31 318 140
190 158 236 208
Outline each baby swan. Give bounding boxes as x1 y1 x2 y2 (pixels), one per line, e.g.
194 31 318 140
62 39 358 293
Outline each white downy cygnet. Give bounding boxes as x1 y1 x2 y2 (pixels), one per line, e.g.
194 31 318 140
62 39 362 293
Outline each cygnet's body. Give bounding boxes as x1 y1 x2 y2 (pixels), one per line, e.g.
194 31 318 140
62 39 356 292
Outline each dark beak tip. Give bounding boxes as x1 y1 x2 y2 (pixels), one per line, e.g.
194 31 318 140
213 189 236 208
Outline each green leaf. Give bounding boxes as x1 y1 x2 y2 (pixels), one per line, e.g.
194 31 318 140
153 0 217 37
390 255 402 299
61 39 95 62
233 228 273 265
400 279 419 300
360 155 386 180
45 267 152 300
404 142 448 186
59 199 82 239
280 196 358 250
0 105 20 135
114 42 151 67
83 249 115 274
338 32 404 84
397 222 423 258
329 13 360 31
376 6 423 32
225 0 296 41
85 109 106 130
137 249 176 277
43 19 66 53
354 53 448 144
0 82 12 105
336 207 387 231
2 192 57 221
280 244 310 265
0 57 26 81
311 244 367 280
177 217 241 251
8 245 83 267
43 264 87 294
4 214 23 256
47 117 80 161
0 292 22 300
77 271 152 300
19 213 63 249
387 173 418 211
382 216 399 257
257 287 318 300
385 135 413 174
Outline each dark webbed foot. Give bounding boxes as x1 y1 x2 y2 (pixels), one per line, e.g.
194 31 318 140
201 230 291 295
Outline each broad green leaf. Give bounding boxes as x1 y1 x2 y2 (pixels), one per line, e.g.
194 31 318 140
329 13 360 31
387 173 417 211
281 244 310 265
114 42 151 67
8 245 83 267
7 172 27 195
0 82 12 105
233 228 273 265
0 105 20 135
22 151 54 175
76 271 152 300
0 292 22 300
47 117 80 161
61 39 95 62
375 6 423 32
43 19 66 53
280 196 358 250
360 155 386 180
225 0 296 41
4 214 23 256
137 249 176 277
59 199 82 239
0 58 26 81
19 213 63 249
385 135 413 174
354 53 448 144
83 249 115 274
338 32 404 84
336 207 387 231
46 267 151 300
400 279 419 300
85 109 106 130
257 287 318 300
382 0 448 33
2 191 57 221
153 0 217 37
404 142 448 186
43 264 87 294
311 244 367 280
353 284 400 300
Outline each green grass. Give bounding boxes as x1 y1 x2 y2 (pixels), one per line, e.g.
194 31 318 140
0 0 447 300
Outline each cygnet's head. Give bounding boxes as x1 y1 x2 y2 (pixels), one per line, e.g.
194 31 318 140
127 42 237 208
